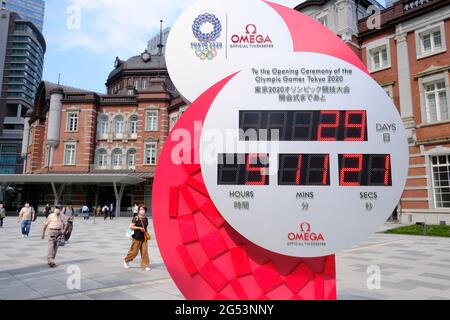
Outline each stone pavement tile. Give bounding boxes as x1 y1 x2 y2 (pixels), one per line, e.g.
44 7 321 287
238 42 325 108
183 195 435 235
88 291 139 300
386 256 419 261
21 277 76 297
65 294 95 300
382 279 450 291
419 273 450 282
0 283 42 300
338 289 389 300
47 295 70 300
395 250 433 257
427 263 450 269
339 255 374 262
94 275 137 288
149 281 182 296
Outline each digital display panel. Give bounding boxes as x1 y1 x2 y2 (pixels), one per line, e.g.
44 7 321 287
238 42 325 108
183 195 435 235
278 154 330 186
218 154 269 186
339 154 392 186
239 110 367 141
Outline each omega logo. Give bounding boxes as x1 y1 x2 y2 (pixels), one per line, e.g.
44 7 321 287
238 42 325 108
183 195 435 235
288 222 325 242
231 24 272 44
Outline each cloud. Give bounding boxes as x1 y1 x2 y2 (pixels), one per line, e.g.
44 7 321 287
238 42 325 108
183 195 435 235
51 0 198 56
48 0 303 56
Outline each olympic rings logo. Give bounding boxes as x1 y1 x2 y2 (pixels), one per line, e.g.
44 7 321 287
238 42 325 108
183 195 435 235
192 13 222 43
195 48 218 60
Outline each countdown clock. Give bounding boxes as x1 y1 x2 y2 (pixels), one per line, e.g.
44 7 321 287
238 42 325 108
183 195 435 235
199 53 408 258
153 0 408 300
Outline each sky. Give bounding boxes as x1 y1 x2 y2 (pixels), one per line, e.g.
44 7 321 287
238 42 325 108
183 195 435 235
41 0 382 94
40 0 305 93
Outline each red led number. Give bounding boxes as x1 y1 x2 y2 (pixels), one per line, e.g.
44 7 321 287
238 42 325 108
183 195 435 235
318 111 340 141
245 154 268 186
344 111 366 141
340 154 363 186
296 155 303 185
384 155 391 186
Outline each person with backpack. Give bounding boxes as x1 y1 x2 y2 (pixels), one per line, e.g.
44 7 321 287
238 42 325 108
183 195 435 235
102 204 110 221
17 202 35 238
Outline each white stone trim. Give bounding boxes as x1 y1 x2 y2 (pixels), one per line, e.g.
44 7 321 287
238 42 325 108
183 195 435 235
396 6 450 35
365 36 392 73
415 21 447 60
417 71 450 125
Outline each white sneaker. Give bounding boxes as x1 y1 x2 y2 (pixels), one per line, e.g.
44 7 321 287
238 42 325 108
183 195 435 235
123 261 129 269
145 267 151 272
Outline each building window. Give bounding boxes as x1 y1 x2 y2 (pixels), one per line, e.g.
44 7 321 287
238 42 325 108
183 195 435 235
416 23 446 59
64 143 76 166
145 110 158 131
431 155 450 209
382 85 394 100
67 112 79 132
134 79 139 89
424 80 448 123
144 143 157 165
180 105 188 115
142 79 148 89
114 116 124 137
112 149 123 168
99 115 109 136
0 144 18 174
97 149 108 168
169 113 179 130
129 115 138 135
317 15 327 27
369 45 389 72
127 149 136 168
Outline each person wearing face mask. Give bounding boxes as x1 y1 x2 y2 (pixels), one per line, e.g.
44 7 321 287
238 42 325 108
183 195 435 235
17 202 35 238
41 205 67 268
123 205 151 271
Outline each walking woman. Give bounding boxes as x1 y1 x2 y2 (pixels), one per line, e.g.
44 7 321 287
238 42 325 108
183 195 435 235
123 206 151 271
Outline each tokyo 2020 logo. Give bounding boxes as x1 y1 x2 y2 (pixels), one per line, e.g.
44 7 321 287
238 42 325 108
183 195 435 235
192 13 222 42
191 13 223 61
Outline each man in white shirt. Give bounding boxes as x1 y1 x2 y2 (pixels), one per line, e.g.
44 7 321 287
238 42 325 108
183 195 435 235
41 206 66 268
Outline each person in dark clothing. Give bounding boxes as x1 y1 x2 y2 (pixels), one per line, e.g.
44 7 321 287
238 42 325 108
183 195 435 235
0 202 6 228
123 206 151 271
62 203 75 242
102 204 109 220
44 204 51 218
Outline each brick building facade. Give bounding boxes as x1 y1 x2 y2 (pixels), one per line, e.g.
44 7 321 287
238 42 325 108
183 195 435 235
3 49 187 215
296 0 450 223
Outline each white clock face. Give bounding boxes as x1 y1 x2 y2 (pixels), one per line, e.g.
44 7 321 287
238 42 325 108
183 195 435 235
199 53 409 257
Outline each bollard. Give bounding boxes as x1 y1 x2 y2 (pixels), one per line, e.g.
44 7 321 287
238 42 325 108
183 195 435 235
416 222 426 236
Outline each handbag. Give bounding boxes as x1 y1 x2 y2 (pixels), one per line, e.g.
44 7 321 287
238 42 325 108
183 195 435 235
140 217 151 241
55 233 66 247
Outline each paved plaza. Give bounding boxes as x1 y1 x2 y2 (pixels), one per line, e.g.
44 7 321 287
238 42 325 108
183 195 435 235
0 217 449 300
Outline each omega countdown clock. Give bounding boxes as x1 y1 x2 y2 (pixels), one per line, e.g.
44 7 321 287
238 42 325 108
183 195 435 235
152 0 408 300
